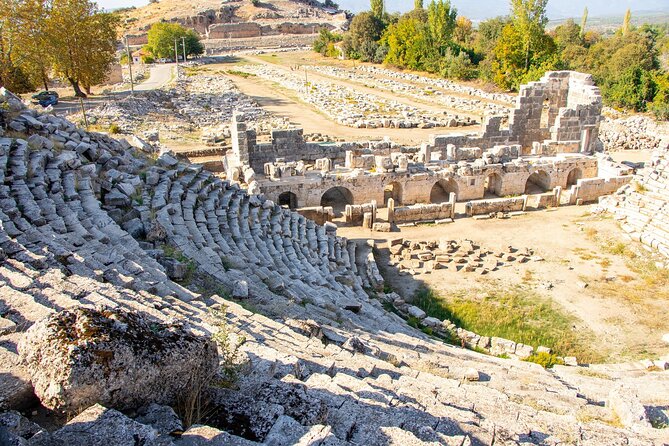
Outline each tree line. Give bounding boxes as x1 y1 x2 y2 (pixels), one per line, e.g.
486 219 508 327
314 0 669 118
1 0 119 97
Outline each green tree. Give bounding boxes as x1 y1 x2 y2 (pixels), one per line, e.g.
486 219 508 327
492 21 557 90
414 0 423 10
580 7 588 38
313 29 342 58
552 19 582 51
454 16 473 46
145 22 204 61
46 0 120 97
605 66 655 110
382 14 429 70
510 0 549 70
427 0 457 57
370 0 384 19
341 11 385 60
622 8 631 36
0 0 50 93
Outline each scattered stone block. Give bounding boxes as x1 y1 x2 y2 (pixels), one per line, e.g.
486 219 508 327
407 306 427 320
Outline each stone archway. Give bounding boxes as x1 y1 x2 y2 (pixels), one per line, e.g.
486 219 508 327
384 181 402 206
484 173 503 197
566 168 582 187
321 186 354 215
278 191 298 210
525 170 551 194
430 178 458 203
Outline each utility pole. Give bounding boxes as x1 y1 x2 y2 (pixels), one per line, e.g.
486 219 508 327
124 36 135 95
181 36 187 62
174 38 179 79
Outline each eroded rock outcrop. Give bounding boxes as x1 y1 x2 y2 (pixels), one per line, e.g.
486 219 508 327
18 307 218 413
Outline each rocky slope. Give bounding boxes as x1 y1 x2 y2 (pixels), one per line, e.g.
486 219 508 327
120 0 348 38
1 87 669 445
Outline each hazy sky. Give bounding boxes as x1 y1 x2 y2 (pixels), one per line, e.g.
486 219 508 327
97 0 669 20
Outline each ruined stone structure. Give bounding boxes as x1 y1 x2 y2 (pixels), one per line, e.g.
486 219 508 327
208 21 335 39
224 72 625 222
1 84 668 445
421 71 603 161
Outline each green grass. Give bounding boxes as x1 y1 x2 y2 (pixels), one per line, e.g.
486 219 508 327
413 286 603 362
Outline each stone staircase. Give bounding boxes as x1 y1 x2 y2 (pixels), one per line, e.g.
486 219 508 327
0 91 668 445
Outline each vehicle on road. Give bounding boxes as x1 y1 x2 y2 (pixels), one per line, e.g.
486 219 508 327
31 91 59 107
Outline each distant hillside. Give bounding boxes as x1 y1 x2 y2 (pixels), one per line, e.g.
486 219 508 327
337 0 669 21
119 0 347 35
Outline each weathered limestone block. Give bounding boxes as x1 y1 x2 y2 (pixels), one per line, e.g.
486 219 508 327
606 385 652 429
18 307 219 413
50 404 172 446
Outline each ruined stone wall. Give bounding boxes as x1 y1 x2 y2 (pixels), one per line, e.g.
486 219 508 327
276 22 334 34
208 22 263 39
426 71 603 158
567 176 633 204
258 157 598 209
465 197 526 216
392 203 453 224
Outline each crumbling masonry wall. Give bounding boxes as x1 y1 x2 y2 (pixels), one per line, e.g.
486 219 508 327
423 71 603 160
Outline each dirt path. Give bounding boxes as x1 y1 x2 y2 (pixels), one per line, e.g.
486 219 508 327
226 70 477 145
338 205 669 363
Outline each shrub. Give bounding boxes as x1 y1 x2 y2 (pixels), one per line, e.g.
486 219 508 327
108 123 120 134
210 306 247 388
525 351 564 369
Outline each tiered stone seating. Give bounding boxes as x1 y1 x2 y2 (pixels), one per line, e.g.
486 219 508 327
1 92 668 445
603 139 669 260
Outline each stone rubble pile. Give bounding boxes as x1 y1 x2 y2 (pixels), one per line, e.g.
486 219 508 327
75 69 272 142
387 238 544 277
599 115 664 152
306 64 511 117
234 64 474 129
1 87 669 445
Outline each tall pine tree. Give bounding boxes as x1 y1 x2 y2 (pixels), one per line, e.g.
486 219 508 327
580 7 588 38
370 0 384 19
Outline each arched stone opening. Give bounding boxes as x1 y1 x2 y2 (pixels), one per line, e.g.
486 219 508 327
384 182 402 206
321 187 354 215
525 170 551 194
430 178 458 204
484 173 503 198
566 168 583 187
278 191 298 210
